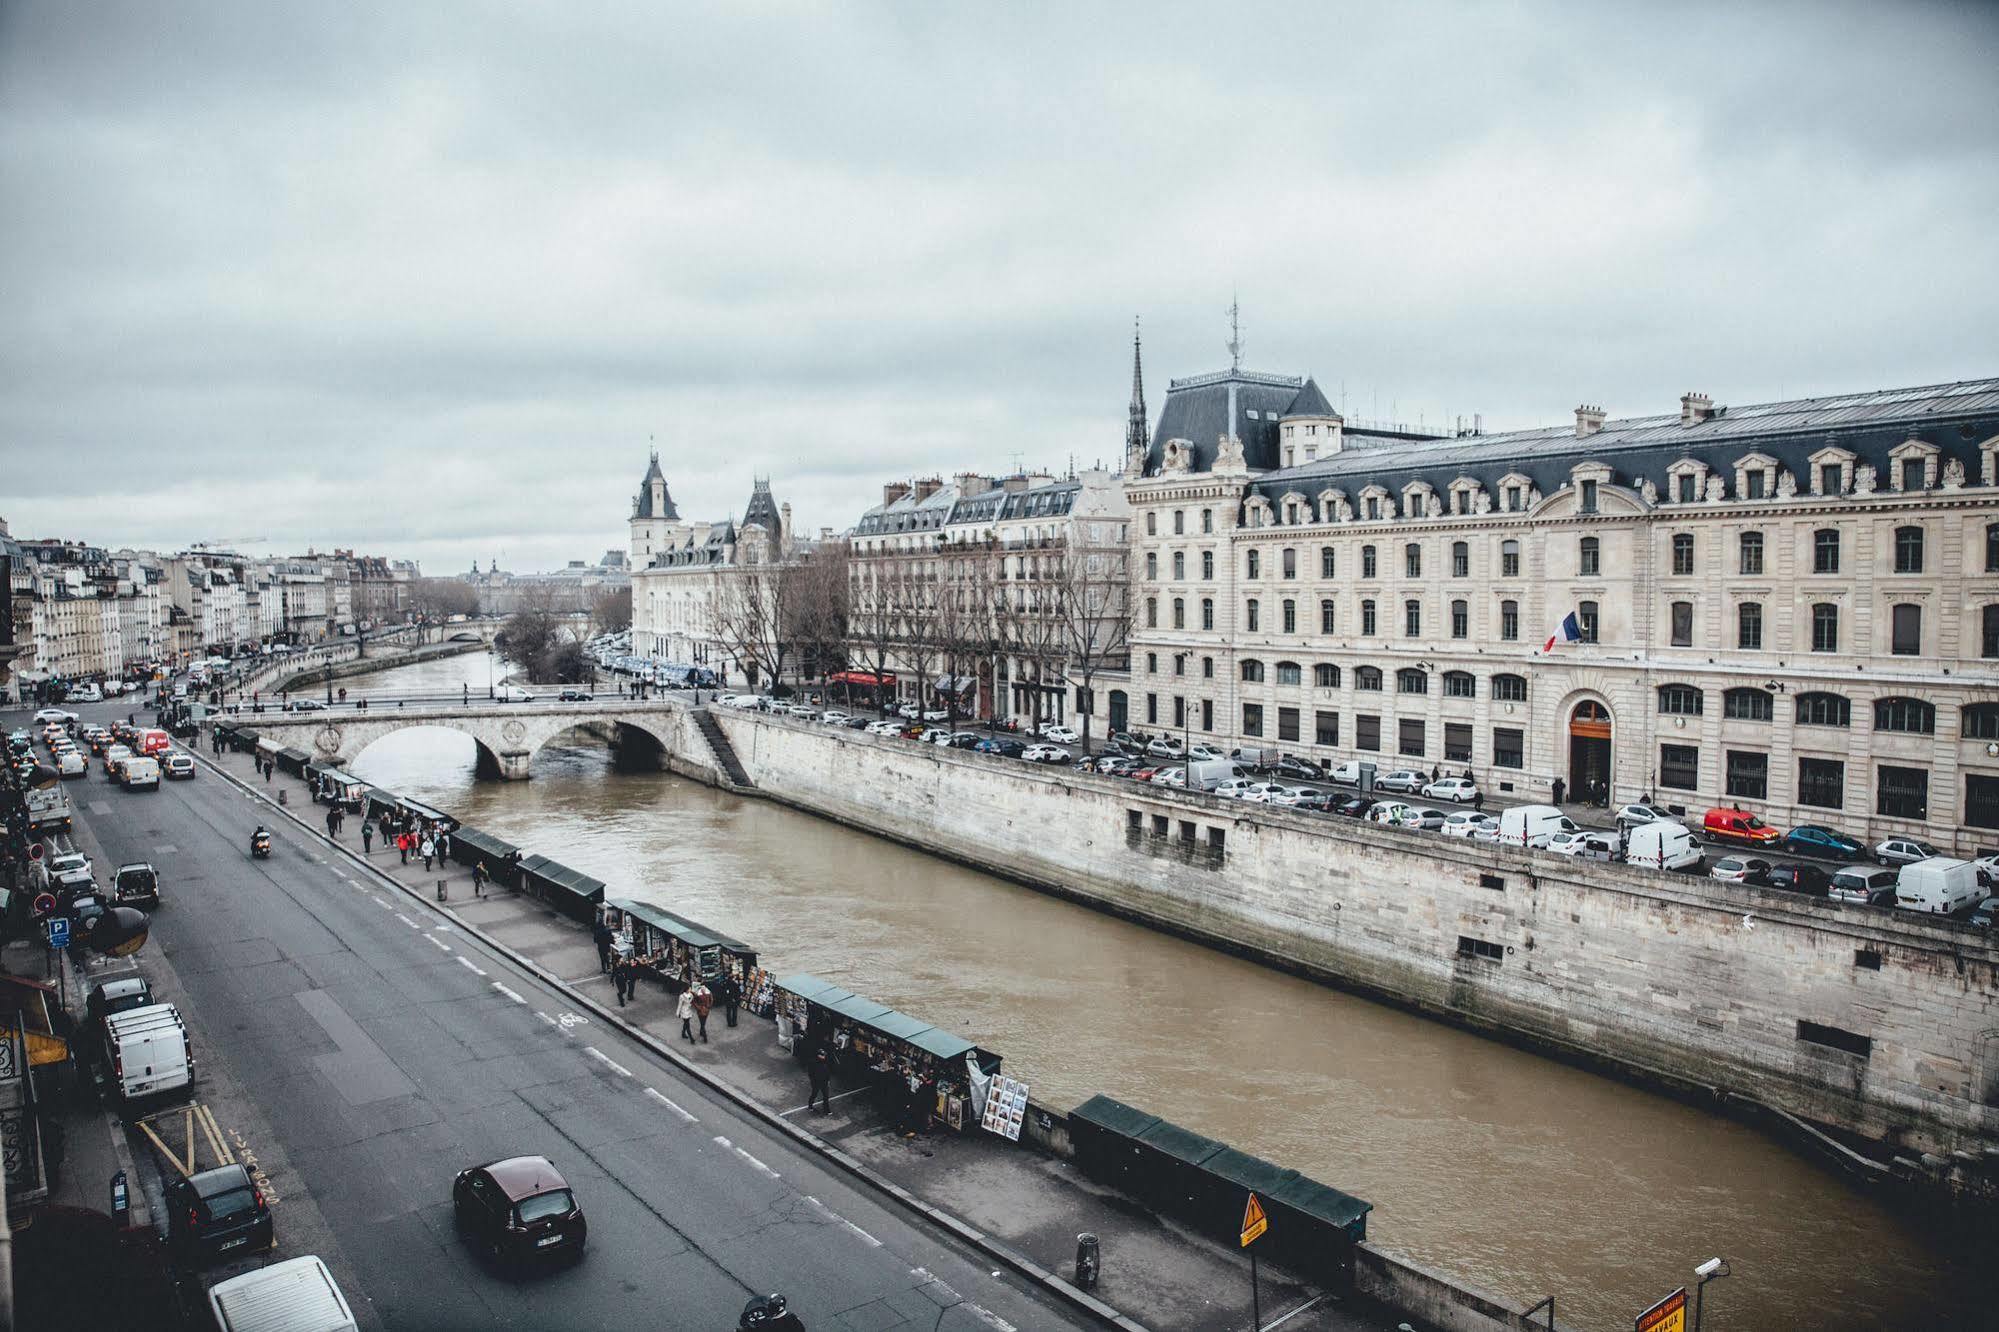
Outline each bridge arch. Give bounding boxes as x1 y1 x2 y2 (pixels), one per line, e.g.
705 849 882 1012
240 702 691 782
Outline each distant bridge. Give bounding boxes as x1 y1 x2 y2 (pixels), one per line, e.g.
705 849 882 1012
233 697 746 784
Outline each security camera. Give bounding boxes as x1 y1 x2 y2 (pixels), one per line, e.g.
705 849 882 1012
1696 1257 1726 1279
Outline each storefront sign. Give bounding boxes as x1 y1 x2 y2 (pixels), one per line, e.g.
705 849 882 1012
980 1073 1030 1141
1635 1287 1686 1332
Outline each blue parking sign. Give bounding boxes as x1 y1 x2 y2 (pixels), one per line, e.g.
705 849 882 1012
46 916 70 949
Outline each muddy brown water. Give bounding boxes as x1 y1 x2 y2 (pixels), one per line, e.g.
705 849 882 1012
337 653 1985 1329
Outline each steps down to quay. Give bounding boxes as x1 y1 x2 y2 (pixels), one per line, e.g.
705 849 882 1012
692 709 754 788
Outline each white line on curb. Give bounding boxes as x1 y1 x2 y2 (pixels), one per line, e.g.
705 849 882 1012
493 983 526 1004
642 1087 696 1122
456 956 488 976
584 1047 632 1077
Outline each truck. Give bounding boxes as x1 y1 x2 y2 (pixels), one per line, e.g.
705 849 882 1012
1627 822 1703 872
101 1002 193 1104
207 1255 358 1332
1894 857 1984 916
1497 804 1578 849
26 783 73 834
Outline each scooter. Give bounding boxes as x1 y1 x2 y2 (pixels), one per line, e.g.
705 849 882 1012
738 1293 804 1331
251 828 272 860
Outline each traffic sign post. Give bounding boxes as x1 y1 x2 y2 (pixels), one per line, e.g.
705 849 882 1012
1240 1192 1268 1330
45 916 70 949
1636 1287 1688 1332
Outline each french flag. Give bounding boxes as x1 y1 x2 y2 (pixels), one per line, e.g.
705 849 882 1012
1542 612 1583 654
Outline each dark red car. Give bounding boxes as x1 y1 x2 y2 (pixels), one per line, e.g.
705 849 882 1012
454 1155 587 1266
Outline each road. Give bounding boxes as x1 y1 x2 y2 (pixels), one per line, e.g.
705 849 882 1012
21 701 1093 1332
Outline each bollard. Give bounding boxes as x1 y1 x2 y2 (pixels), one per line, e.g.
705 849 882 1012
277 789 287 806
1074 1232 1100 1289
437 879 447 902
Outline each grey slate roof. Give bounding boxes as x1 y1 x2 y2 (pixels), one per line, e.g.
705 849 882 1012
1288 377 1335 417
1245 376 1999 513
633 454 680 520
1145 370 1432 474
742 480 782 533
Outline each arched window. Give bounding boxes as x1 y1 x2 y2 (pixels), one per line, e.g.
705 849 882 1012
1145 552 1157 580
1313 663 1340 689
1247 550 1261 579
1361 599 1377 635
1245 598 1261 632
1171 597 1185 629
1319 599 1336 633
1500 539 1520 578
1657 684 1704 716
1201 509 1213 534
1722 687 1773 721
1795 692 1851 727
1874 697 1935 734
1396 668 1428 695
1282 548 1297 579
1405 543 1422 578
1240 659 1266 683
1275 661 1302 686
1200 598 1214 630
1171 551 1185 580
1320 546 1336 578
1173 510 1185 535
1451 541 1469 577
1362 545 1377 579
1443 671 1476 699
1355 665 1383 691
1491 674 1527 703
1963 703 1999 741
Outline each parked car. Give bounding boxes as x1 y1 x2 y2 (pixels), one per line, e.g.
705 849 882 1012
207 1256 357 1332
1550 829 1621 861
817 710 851 725
1023 744 1071 764
1973 855 1999 888
1441 811 1497 839
494 685 536 703
1827 865 1900 907
1267 785 1328 807
163 752 195 780
865 720 902 736
921 709 950 723
1186 744 1225 763
282 699 328 712
948 732 982 748
1211 778 1257 799
1405 807 1449 830
1094 754 1138 774
1779 825 1866 861
1330 795 1373 818
1042 725 1079 745
1701 808 1781 846
920 728 955 746
167 1162 273 1265
453 1156 587 1265
1150 767 1187 787
843 716 871 730
1373 769 1428 795
1895 857 1984 915
1874 837 1940 867
557 688 594 702
1238 781 1291 804
1366 801 1419 826
1496 805 1578 849
1627 822 1703 872
1145 736 1186 759
896 703 921 719
1327 760 1367 786
975 738 1026 758
86 974 154 1026
1109 732 1148 755
1972 896 1999 930
1763 862 1831 896
1422 777 1479 803
1709 855 1774 886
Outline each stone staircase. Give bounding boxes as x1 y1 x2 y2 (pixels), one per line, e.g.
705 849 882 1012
691 709 754 789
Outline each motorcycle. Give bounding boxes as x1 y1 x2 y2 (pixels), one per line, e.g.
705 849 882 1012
738 1293 804 1331
251 828 272 860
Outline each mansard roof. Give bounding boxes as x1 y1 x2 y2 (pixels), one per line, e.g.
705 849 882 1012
1288 376 1335 417
742 481 781 532
1144 370 1425 474
633 454 680 520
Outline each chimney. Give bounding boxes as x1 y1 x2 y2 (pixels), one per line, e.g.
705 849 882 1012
1574 404 1606 438
912 475 944 502
882 481 911 506
1001 474 1029 493
1680 392 1715 426
1025 471 1056 489
954 471 993 496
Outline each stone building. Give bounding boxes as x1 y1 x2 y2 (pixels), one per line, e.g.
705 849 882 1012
1126 364 1999 854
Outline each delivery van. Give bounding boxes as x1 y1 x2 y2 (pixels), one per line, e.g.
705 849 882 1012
1185 759 1249 792
208 1255 358 1332
138 727 172 756
121 756 162 791
102 1003 193 1103
1894 857 1984 916
1497 804 1578 849
1701 807 1782 846
1628 822 1703 872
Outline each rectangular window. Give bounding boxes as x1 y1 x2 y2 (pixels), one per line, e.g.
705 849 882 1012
1725 750 1768 800
1282 600 1297 633
1677 474 1696 503
1202 551 1214 579
1500 600 1519 641
1444 722 1472 763
1579 537 1600 576
1146 693 1158 724
1737 602 1762 650
1362 547 1377 579
1965 774 1999 830
1452 543 1469 577
1397 718 1426 757
1405 601 1421 637
1739 531 1763 575
1876 765 1929 820
1797 1020 1872 1060
1891 603 1921 656
1282 548 1296 579
1819 463 1842 496
1319 600 1335 634
1580 479 1598 513
1492 727 1524 769
1501 542 1520 578
1900 458 1924 492
1745 470 1766 500
1671 533 1694 575
1405 544 1421 578
1356 714 1381 752
1278 707 1300 742
1201 698 1213 730
1811 603 1838 653
1813 529 1840 574
1315 710 1339 747
1895 526 1924 573
1506 486 1521 512
1242 703 1264 737
1246 600 1260 632
1660 744 1699 791
1172 695 1186 726
1579 601 1599 643
1208 826 1225 853
1671 601 1693 647
1321 548 1335 578
1798 757 1845 810
1457 936 1504 963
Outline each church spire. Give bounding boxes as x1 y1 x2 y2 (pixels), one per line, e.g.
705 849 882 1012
1124 316 1148 475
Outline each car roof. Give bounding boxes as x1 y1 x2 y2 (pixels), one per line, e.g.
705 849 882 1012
187 1162 254 1196
482 1155 567 1200
116 862 156 873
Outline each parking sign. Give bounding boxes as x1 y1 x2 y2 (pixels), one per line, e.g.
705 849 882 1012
46 916 70 949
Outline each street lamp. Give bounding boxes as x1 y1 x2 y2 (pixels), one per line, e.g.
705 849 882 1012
1692 1257 1730 1331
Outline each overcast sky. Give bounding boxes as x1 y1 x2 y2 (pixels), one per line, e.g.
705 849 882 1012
4 2 1997 573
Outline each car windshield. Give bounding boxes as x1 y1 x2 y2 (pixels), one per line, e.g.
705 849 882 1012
203 1186 259 1219
516 1189 574 1223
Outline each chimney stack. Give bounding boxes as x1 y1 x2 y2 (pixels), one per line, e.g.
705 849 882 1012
954 471 993 496
1025 471 1056 489
1680 392 1715 426
882 481 912 506
1574 404 1606 438
912 475 944 502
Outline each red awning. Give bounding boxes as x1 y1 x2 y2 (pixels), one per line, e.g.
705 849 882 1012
829 671 895 686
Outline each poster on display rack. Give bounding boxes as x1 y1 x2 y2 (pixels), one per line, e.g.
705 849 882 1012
980 1074 1030 1142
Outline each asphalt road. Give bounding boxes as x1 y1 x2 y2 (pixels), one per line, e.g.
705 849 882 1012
19 701 1092 1332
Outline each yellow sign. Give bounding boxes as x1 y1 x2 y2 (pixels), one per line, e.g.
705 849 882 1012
1635 1287 1686 1332
1240 1192 1268 1247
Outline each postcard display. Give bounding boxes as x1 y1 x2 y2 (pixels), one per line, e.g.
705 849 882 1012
980 1074 1031 1142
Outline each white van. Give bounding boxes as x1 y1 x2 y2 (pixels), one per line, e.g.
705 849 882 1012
1895 857 1984 916
121 756 161 791
208 1255 358 1332
1185 759 1249 792
102 1003 192 1103
1628 822 1703 872
1497 804 1578 849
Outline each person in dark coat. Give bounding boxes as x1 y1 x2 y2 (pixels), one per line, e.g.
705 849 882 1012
691 983 713 1043
1472 790 1485 813
361 820 374 854
471 860 487 897
806 1041 833 1114
715 973 741 1027
592 918 614 972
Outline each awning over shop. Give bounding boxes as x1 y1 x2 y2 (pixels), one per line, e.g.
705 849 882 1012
773 973 843 1003
928 674 976 693
828 670 895 687
398 796 455 829
517 853 606 924
450 825 519 878
827 995 894 1025
905 1026 979 1062
774 974 995 1073
609 898 757 977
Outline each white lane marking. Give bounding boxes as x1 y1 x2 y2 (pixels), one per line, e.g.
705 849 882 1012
803 1196 882 1248
536 1010 560 1028
456 956 488 977
393 913 420 929
372 897 392 909
642 1087 696 1122
584 1047 632 1077
433 924 456 932
1261 1293 1330 1331
493 983 526 1004
732 1146 779 1178
963 1305 1016 1332
426 935 452 952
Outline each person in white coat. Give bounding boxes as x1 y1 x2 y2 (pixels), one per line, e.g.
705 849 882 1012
675 987 696 1043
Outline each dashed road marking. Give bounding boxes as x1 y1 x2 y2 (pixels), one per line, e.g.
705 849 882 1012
536 1010 560 1027
804 1195 882 1247
732 1145 779 1178
426 935 452 952
371 897 392 910
393 913 420 929
456 956 488 977
643 1087 696 1122
493 983 526 1004
584 1047 632 1077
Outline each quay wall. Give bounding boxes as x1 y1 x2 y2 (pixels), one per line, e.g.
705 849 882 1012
708 708 1999 1157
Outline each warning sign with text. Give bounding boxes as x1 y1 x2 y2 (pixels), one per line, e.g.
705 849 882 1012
1239 1192 1268 1248
1634 1287 1686 1332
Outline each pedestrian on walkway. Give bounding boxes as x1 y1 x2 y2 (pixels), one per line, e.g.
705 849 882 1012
592 917 614 971
613 958 630 1007
420 835 435 871
325 807 339 836
435 830 450 861
263 760 272 783
691 982 712 1043
397 831 411 864
472 861 486 897
715 973 740 1028
806 1040 833 1113
1472 790 1485 814
361 820 374 854
675 987 696 1043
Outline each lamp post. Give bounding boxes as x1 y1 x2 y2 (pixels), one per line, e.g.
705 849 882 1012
1692 1257 1730 1331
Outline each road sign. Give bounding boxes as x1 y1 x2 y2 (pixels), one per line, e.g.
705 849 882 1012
45 916 70 949
1240 1192 1268 1248
31 892 56 919
1635 1287 1687 1332
28 841 43 861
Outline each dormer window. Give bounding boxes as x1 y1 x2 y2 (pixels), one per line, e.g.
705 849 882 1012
1668 458 1711 504
1732 453 1776 501
1888 437 1939 492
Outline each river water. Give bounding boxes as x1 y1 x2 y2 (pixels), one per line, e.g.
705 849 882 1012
342 652 1982 1329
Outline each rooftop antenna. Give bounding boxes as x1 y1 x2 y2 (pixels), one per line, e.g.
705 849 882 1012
1226 296 1243 373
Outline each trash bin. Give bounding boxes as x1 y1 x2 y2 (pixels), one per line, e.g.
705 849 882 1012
1075 1233 1100 1289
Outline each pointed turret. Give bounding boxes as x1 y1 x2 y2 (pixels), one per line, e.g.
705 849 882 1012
1124 318 1148 476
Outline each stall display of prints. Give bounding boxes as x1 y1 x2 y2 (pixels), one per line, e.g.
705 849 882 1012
980 1074 1030 1141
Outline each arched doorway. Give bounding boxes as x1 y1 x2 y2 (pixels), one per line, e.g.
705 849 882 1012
1568 700 1612 807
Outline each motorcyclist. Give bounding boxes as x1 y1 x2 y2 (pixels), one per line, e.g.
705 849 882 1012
738 1293 804 1331
251 825 271 855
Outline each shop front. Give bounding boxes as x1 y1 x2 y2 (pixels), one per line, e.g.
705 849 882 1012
773 973 1000 1135
604 898 761 1003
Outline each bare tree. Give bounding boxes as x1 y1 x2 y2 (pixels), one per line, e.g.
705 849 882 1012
998 540 1066 731
409 577 479 641
848 549 905 715
589 585 632 638
1058 518 1131 752
930 548 981 727
960 543 1009 725
892 560 941 720
713 563 788 694
788 541 850 688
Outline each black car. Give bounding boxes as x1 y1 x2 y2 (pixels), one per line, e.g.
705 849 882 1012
1766 862 1831 896
1330 795 1373 818
557 688 594 702
455 1155 587 1265
1267 756 1323 783
167 1163 274 1264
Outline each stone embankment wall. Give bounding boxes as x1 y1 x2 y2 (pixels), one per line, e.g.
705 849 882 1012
706 708 1999 1157
267 638 482 694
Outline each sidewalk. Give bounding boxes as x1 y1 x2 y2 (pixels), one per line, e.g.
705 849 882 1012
207 737 1441 1332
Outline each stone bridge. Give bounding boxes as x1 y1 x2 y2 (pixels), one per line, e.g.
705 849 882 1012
233 698 745 783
